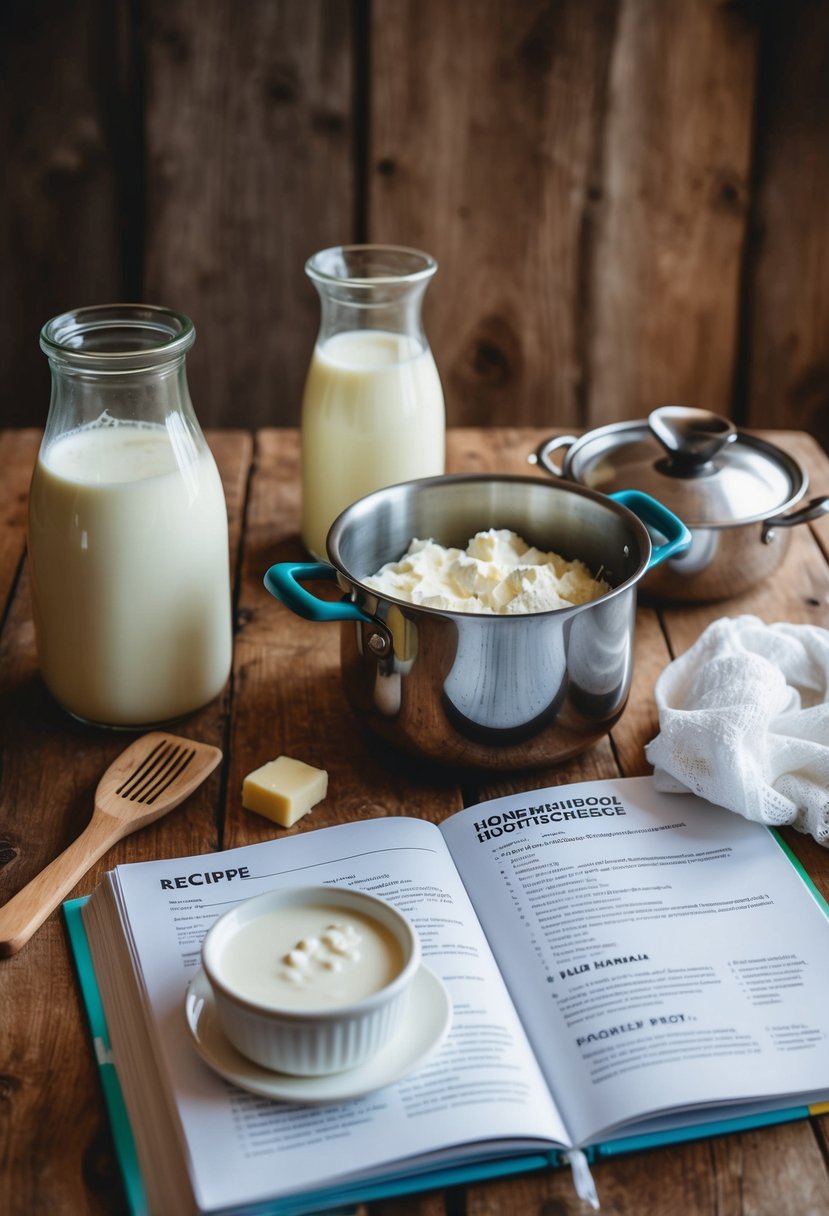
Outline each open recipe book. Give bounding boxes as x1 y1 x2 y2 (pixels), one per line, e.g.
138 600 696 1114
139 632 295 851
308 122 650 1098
65 776 829 1215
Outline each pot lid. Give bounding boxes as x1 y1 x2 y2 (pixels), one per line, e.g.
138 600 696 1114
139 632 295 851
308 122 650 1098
558 406 805 526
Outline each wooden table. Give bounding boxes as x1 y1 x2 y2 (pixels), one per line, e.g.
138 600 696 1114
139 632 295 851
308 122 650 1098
2 426 829 1216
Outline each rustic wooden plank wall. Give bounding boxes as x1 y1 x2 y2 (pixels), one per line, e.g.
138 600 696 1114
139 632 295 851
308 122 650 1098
1 0 828 451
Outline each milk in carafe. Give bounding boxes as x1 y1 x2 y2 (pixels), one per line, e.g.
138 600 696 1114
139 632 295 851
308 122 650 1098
300 329 445 559
299 245 446 560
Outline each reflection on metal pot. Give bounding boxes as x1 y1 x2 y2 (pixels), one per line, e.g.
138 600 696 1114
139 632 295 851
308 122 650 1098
568 593 635 718
442 616 567 742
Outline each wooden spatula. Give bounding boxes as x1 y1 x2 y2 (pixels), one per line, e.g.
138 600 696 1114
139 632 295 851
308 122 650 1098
0 731 222 957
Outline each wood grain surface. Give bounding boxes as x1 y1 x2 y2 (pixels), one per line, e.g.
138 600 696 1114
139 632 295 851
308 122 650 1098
585 0 756 426
142 0 356 430
2 425 829 1215
370 0 619 431
743 0 829 440
2 2 829 447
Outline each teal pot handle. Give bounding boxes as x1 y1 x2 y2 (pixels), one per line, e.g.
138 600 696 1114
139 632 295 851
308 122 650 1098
264 562 373 624
610 491 692 570
265 491 690 617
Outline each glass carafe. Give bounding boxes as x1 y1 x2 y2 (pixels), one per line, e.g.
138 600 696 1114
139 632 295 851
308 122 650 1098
300 245 446 559
27 304 232 728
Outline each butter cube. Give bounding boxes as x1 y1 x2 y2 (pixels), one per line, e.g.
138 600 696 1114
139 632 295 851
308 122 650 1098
242 755 328 828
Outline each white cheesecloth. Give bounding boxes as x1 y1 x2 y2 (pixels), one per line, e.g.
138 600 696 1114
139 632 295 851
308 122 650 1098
644 615 829 845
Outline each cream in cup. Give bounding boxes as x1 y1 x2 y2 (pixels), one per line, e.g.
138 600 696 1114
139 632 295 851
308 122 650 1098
200 886 421 1075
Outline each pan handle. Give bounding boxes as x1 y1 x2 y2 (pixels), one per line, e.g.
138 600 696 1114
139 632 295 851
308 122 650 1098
761 495 829 543
528 434 579 478
610 490 692 570
264 562 373 624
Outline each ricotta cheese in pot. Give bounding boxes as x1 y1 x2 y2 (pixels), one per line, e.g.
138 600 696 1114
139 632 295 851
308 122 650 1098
363 528 609 614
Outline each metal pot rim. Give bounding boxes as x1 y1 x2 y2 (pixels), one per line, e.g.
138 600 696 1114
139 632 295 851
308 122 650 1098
325 472 657 618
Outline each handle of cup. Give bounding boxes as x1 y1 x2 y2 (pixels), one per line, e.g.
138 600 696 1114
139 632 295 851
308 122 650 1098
610 491 692 570
263 562 373 624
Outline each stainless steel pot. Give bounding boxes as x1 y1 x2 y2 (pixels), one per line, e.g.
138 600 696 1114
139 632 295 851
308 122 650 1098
264 474 690 771
532 406 829 602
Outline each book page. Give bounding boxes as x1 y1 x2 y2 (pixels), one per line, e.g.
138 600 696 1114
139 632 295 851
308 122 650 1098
85 816 570 1214
440 776 829 1146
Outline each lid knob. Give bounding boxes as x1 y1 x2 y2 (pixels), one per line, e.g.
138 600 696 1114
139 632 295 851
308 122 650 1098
648 406 738 476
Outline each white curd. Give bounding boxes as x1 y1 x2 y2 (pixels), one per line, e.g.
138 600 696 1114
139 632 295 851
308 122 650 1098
363 528 609 614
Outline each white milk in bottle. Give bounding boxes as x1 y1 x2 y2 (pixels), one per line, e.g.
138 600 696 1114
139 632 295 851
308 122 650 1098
300 329 445 559
28 422 232 727
300 245 446 560
30 303 232 728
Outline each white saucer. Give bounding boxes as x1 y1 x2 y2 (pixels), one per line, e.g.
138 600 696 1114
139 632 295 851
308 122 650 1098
185 964 452 1104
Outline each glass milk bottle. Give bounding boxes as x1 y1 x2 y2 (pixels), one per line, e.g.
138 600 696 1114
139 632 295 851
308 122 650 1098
27 304 232 728
300 245 446 559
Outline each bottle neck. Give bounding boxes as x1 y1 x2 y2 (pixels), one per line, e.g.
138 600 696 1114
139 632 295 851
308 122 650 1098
39 305 203 450
313 279 431 348
42 356 202 447
305 245 437 351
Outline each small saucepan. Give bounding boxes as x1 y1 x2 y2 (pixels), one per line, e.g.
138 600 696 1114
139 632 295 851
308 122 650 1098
264 474 690 771
531 406 829 602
